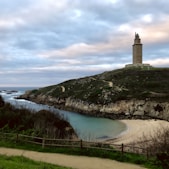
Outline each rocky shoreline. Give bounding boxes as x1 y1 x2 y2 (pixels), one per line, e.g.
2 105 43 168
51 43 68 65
18 92 169 121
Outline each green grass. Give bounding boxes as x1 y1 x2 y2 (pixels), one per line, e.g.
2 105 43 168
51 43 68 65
0 140 162 169
0 155 73 169
24 67 169 104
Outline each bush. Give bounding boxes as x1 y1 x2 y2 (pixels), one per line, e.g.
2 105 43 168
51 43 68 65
132 126 169 169
0 95 5 107
0 97 76 139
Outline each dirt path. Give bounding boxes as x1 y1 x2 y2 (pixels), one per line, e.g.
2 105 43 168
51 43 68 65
0 147 146 169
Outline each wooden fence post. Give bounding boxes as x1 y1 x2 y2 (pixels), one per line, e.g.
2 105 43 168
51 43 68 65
121 143 124 156
16 133 19 143
42 138 45 148
146 148 149 160
80 139 83 149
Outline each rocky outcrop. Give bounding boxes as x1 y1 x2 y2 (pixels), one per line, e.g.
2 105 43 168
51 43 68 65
65 98 169 121
19 92 169 121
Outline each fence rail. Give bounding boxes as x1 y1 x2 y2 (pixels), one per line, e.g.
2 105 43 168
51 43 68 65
0 132 149 157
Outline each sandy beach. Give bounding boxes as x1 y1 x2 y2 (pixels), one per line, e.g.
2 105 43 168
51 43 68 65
110 119 169 145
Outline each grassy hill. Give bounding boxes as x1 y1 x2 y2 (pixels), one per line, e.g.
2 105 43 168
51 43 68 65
18 67 169 121
26 67 169 104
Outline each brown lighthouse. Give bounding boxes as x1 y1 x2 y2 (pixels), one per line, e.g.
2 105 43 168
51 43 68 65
133 33 142 64
125 33 151 68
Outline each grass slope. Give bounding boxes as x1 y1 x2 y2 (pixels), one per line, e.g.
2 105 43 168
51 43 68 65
0 155 73 169
28 67 169 104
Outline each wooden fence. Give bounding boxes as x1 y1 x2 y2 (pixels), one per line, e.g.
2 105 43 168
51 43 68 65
0 132 149 157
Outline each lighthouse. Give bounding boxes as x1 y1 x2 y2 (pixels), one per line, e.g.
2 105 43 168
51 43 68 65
125 33 151 68
133 33 142 64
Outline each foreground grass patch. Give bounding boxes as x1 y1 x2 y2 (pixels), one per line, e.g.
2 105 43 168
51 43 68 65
0 155 73 169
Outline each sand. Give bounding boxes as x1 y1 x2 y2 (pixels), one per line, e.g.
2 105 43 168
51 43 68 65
111 119 169 145
0 147 146 169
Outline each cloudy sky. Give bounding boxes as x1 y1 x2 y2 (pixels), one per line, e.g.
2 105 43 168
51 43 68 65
0 0 169 87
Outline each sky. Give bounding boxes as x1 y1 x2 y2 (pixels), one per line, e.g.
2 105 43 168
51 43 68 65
0 0 169 87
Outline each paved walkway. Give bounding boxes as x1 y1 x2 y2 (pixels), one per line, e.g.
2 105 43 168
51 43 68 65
0 147 147 169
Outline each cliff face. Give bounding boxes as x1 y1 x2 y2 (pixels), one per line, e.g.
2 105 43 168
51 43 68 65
19 92 169 121
19 67 169 121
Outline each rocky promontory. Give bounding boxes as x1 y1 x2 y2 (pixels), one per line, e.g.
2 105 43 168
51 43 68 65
19 67 169 121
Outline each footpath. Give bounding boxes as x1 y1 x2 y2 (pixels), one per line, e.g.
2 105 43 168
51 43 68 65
0 147 146 169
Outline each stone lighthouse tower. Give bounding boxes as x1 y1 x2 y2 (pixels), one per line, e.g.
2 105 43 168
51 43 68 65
133 33 142 64
125 33 151 68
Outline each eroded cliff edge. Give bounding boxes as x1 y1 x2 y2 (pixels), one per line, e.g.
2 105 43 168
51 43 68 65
19 67 169 121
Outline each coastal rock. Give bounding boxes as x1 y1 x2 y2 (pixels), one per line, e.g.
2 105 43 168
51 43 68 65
19 93 169 121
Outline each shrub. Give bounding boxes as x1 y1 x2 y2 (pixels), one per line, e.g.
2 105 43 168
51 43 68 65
0 97 76 139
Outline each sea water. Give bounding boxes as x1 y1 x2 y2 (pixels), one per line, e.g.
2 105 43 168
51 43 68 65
0 87 126 141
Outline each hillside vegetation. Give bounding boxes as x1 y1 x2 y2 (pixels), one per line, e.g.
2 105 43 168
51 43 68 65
24 67 169 104
18 67 169 121
0 96 77 139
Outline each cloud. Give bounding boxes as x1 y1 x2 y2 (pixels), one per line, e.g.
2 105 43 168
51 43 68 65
147 58 169 67
0 0 169 86
39 33 131 59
